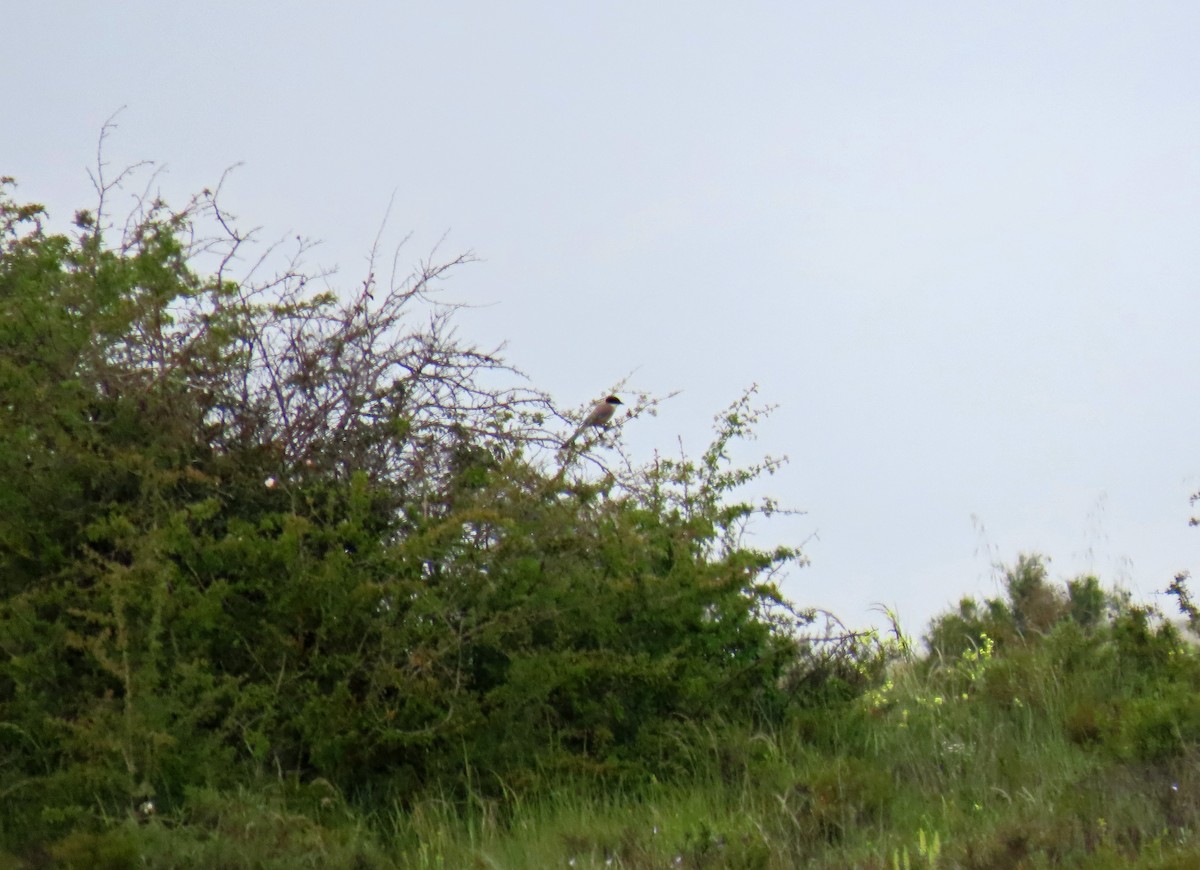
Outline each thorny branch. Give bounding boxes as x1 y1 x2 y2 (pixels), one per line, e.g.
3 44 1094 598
79 147 563 517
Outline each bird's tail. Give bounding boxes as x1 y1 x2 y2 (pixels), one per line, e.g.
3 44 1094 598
561 425 585 450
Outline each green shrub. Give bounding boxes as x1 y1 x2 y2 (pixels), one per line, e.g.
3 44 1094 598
0 176 815 853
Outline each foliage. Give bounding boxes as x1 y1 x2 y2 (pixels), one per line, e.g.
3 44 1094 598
31 560 1200 869
924 554 1120 661
7 164 1200 868
0 173 820 859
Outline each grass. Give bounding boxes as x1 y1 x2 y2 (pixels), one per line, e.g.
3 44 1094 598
13 576 1200 868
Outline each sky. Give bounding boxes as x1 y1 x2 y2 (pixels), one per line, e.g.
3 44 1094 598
5 2 1200 635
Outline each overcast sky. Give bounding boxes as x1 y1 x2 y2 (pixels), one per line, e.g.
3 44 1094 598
6 2 1200 634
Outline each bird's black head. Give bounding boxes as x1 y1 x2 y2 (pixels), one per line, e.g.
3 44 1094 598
605 395 623 405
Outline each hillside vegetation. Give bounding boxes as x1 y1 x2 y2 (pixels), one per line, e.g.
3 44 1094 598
3 174 1200 869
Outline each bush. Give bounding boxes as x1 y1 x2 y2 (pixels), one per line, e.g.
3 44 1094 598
0 174 816 854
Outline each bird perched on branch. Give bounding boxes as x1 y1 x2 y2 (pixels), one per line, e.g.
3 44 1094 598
564 395 623 448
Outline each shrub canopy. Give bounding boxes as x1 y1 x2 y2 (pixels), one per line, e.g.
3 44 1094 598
0 177 812 846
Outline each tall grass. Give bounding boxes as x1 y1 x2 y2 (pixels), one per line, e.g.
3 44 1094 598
19 567 1200 869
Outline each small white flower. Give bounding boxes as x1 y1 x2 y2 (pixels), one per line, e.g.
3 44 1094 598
138 800 156 816
264 477 277 489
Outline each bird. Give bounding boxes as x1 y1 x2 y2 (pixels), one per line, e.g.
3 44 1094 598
564 395 623 448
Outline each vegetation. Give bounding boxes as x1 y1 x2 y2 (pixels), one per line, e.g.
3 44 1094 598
3 166 1200 868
